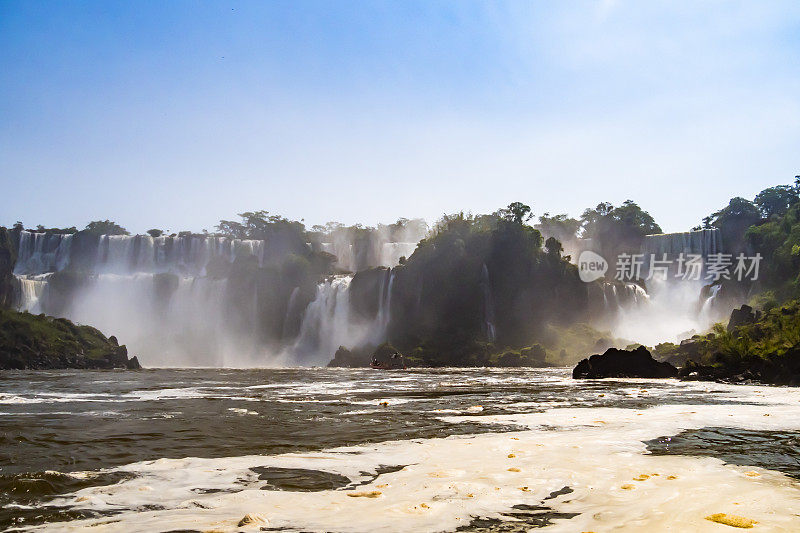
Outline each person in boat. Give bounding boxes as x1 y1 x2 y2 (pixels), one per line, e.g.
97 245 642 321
370 344 406 370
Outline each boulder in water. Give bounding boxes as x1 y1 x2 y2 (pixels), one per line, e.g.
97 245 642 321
573 346 678 379
327 345 371 368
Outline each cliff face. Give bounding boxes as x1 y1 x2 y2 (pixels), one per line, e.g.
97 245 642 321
0 227 16 309
0 308 140 370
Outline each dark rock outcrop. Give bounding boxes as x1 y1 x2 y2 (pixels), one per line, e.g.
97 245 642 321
679 346 800 386
370 343 406 369
573 346 678 379
327 345 371 368
0 309 141 370
0 227 16 309
349 267 390 321
727 304 759 333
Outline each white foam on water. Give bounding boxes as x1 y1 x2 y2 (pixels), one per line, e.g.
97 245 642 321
27 381 800 532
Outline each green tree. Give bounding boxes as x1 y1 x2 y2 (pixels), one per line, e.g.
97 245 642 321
754 185 799 219
544 236 563 257
84 220 129 236
536 213 581 243
707 197 761 251
147 229 164 238
498 202 533 225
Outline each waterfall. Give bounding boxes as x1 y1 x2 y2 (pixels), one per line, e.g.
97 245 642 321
290 276 355 365
11 231 281 366
16 231 266 278
641 228 722 259
11 228 414 367
14 231 73 275
379 242 417 267
320 242 356 271
699 284 723 322
287 272 394 365
282 286 302 339
375 270 395 334
15 274 51 314
480 263 496 342
318 239 419 271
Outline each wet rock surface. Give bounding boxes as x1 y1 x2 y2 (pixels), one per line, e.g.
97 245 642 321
573 346 678 379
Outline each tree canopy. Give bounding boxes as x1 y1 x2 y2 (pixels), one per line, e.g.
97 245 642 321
83 220 129 236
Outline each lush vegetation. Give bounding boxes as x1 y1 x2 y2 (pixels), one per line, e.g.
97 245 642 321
0 308 139 369
648 301 800 384
9 177 800 375
383 203 590 366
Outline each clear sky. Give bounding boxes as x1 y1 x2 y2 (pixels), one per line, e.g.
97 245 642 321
1 1 799 234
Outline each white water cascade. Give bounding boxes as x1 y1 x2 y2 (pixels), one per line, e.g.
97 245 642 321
285 274 393 366
11 232 288 366
641 228 722 259
14 231 73 275
586 228 731 345
480 264 496 342
318 241 418 271
13 230 399 367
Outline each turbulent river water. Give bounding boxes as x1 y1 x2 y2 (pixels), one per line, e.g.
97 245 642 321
1 368 800 532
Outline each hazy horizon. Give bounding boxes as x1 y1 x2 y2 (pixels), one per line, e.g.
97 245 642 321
2 1 799 234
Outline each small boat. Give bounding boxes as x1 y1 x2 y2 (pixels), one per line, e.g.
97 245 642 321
370 351 406 370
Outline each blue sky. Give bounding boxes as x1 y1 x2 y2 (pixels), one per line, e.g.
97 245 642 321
1 1 799 234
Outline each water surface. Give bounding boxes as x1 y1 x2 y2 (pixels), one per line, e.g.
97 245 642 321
2 368 799 531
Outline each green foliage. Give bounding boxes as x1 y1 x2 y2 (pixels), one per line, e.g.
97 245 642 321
579 200 661 257
544 236 563 257
217 210 305 241
84 220 129 236
651 342 681 360
535 213 581 243
705 197 761 251
497 202 533 225
749 290 778 313
754 185 799 219
540 322 629 365
146 229 164 238
0 308 122 361
685 301 800 368
743 184 800 295
389 204 588 366
33 225 78 234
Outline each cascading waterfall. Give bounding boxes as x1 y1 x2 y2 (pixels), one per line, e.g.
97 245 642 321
14 274 50 314
480 263 496 342
641 228 722 259
378 270 395 333
589 228 730 344
93 234 266 275
290 276 355 365
13 231 282 366
12 229 402 367
14 231 73 275
282 286 302 339
286 272 394 365
379 242 416 267
317 239 418 271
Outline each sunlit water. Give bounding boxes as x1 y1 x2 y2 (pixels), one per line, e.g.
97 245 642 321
2 368 800 531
